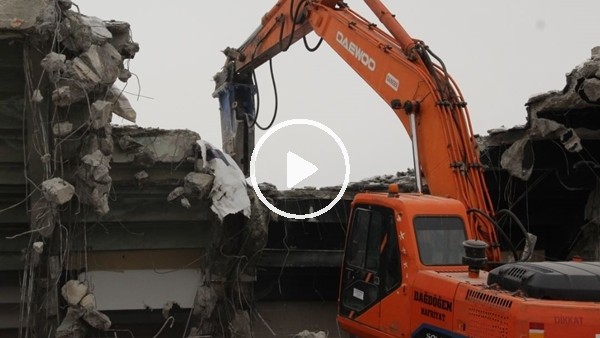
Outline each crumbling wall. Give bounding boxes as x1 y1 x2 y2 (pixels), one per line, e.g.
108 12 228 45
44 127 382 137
164 141 269 337
481 48 600 260
1 0 271 333
489 48 600 181
1 0 140 336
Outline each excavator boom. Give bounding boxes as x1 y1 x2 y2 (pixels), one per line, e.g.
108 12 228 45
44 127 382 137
214 0 500 260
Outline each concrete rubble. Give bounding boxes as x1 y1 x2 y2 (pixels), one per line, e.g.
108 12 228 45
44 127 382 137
57 280 111 337
1 1 271 328
184 172 214 199
481 47 600 261
75 149 112 215
41 177 75 205
258 171 418 205
111 128 267 337
323 171 418 192
17 0 140 222
294 330 328 338
485 48 600 181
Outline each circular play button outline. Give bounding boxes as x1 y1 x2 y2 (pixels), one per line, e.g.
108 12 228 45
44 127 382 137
250 119 350 220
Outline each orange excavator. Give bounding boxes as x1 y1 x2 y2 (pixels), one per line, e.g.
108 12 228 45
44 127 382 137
213 0 600 337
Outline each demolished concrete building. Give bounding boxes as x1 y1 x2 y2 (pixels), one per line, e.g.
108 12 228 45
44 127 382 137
481 48 600 262
0 1 268 338
2 1 600 338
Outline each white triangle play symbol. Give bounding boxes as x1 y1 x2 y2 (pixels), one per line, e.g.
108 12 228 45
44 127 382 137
286 151 318 189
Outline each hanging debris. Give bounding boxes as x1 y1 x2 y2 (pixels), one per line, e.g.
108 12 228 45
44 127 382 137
40 52 66 83
294 330 328 338
61 280 89 307
52 121 74 137
41 177 75 205
481 47 600 261
75 150 112 215
485 48 600 181
197 140 251 220
184 172 214 199
57 280 112 337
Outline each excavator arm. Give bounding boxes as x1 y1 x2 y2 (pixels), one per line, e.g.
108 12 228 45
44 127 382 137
213 0 502 261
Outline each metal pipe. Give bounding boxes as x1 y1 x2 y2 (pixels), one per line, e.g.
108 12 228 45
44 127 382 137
363 0 415 53
409 112 422 193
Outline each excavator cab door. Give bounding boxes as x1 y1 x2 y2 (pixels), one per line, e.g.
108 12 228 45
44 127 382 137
339 204 401 334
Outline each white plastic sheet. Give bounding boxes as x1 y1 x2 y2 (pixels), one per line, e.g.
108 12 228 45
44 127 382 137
197 140 251 220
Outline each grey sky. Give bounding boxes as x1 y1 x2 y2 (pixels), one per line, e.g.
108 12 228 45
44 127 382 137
79 1 600 187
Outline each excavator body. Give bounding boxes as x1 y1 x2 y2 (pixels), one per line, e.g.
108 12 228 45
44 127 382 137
338 191 600 337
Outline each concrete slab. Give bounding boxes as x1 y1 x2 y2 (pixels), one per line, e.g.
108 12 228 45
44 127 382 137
0 0 48 31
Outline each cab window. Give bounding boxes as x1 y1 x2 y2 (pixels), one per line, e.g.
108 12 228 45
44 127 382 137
414 216 466 266
340 206 401 315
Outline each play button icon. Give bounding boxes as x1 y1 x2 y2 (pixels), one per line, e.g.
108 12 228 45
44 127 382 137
286 151 318 189
250 119 350 220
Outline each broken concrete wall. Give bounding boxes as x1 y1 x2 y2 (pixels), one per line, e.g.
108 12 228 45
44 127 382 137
489 48 600 181
58 125 268 337
481 47 600 260
4 1 141 336
0 1 142 337
149 135 268 337
0 1 268 337
26 1 141 222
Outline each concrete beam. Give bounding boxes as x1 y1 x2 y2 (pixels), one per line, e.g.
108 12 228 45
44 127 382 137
69 221 216 251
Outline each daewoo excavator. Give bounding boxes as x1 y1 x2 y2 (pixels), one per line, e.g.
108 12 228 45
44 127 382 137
212 0 600 337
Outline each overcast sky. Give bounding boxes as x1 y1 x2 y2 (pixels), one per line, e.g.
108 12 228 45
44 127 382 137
79 1 600 187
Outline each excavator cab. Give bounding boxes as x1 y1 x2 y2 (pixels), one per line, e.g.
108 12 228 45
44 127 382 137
338 192 473 337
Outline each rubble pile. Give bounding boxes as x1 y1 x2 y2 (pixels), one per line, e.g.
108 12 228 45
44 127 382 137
258 171 418 200
324 170 418 192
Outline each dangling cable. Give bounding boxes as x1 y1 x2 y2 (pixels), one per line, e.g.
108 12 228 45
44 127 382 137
495 209 533 261
279 0 310 52
256 59 278 130
248 43 262 129
254 0 307 130
468 208 519 262
303 35 323 52
279 0 297 52
250 68 260 128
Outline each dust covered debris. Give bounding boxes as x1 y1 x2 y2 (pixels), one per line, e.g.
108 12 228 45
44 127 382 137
481 47 600 261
